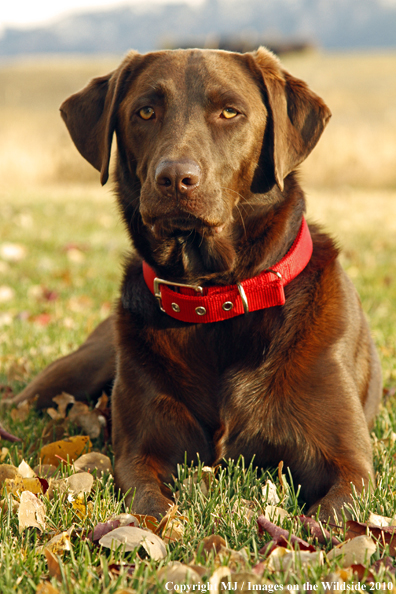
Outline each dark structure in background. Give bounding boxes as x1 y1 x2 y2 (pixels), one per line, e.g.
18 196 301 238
0 0 395 56
174 35 313 55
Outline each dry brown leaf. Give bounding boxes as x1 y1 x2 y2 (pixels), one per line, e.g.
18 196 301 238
52 393 76 417
214 545 249 571
18 490 46 532
264 505 289 523
111 513 141 527
36 583 61 594
161 518 185 544
44 549 62 580
157 562 201 588
198 534 226 558
44 528 73 554
327 535 376 567
10 400 31 422
33 464 59 478
73 452 112 477
99 526 167 560
4 475 25 495
68 402 103 439
0 464 21 488
66 472 94 495
40 435 92 466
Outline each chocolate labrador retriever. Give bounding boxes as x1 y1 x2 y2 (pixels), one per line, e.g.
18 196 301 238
12 47 382 520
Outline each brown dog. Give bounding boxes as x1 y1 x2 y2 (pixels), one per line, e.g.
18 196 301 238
13 47 381 520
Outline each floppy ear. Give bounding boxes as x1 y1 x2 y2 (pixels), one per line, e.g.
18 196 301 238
253 47 331 191
60 51 139 185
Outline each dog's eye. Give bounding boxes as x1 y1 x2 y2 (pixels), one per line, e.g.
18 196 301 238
221 107 238 119
139 107 155 120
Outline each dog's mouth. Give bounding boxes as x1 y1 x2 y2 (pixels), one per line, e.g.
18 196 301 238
145 213 226 237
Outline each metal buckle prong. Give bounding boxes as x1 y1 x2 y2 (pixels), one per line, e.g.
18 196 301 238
266 269 282 280
153 277 203 312
237 282 249 314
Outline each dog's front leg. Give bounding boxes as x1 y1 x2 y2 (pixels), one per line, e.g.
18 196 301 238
111 375 212 519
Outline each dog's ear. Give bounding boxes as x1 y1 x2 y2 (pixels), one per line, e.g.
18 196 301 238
60 51 139 185
252 47 331 191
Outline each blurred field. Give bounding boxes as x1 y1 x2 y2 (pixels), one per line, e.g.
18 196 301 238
0 50 396 388
0 50 396 189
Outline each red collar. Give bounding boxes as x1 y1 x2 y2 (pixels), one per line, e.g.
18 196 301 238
143 217 313 324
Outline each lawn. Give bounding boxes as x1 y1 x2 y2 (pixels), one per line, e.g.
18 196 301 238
0 50 396 593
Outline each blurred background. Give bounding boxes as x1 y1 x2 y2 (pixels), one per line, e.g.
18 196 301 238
1 0 396 388
1 0 396 189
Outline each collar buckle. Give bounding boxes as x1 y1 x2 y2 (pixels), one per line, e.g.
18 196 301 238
153 277 203 313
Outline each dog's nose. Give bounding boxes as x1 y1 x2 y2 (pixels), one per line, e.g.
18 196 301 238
155 160 200 196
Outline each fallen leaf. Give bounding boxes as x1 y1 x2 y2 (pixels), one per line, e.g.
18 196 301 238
214 545 249 571
10 401 31 422
181 466 215 497
257 515 316 552
108 563 136 577
68 402 103 439
32 313 52 327
66 472 94 495
36 583 61 594
18 460 36 478
262 479 280 505
73 452 112 477
33 464 59 478
5 476 44 496
117 512 158 532
88 519 128 542
209 567 232 591
368 512 396 527
346 520 396 555
157 562 201 588
99 526 167 560
264 505 289 524
44 549 62 580
161 518 185 544
0 464 21 488
0 447 10 462
264 545 324 571
197 534 226 559
40 435 92 466
232 498 257 523
18 490 46 532
327 535 376 567
299 514 340 546
51 393 76 418
44 528 73 554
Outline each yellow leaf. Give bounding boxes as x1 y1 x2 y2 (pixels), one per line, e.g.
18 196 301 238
44 528 73 554
5 477 43 496
36 583 61 594
40 436 92 466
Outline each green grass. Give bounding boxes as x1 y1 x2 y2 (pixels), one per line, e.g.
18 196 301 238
1 185 396 592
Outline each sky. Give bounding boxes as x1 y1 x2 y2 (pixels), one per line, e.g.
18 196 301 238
0 0 203 31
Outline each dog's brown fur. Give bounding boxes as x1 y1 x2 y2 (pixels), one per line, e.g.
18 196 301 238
12 47 381 520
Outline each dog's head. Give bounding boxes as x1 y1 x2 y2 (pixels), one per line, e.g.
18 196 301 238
61 48 330 274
